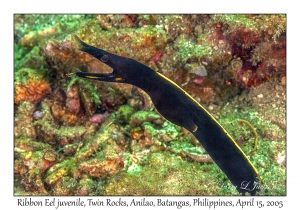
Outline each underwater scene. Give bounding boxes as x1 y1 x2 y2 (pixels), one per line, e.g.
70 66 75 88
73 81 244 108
14 14 286 196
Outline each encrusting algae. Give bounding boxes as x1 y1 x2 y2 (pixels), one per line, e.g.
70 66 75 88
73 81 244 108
14 14 286 196
14 68 51 104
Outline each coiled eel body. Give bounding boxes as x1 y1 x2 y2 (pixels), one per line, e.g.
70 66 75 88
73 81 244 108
72 35 262 195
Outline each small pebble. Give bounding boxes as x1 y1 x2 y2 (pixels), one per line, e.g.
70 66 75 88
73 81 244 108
33 110 44 120
257 94 263 98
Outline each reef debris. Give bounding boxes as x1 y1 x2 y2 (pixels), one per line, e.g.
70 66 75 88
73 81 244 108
14 14 286 196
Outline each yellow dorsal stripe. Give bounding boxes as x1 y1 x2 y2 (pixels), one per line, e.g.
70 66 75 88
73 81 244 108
156 72 261 178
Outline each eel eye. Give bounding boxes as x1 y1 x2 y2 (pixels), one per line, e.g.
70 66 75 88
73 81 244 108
101 55 109 62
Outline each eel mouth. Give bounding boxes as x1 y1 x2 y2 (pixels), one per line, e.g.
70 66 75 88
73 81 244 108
75 71 115 80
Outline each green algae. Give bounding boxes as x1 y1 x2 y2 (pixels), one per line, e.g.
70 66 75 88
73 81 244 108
141 120 182 146
75 24 168 63
117 105 135 123
212 14 286 41
15 14 91 48
56 126 86 140
14 46 48 71
129 110 161 127
161 121 181 139
15 137 52 152
218 108 286 195
68 77 101 105
104 152 223 195
14 68 47 85
102 98 285 195
33 101 87 145
174 34 212 62
127 164 143 174
170 139 204 155
14 14 286 196
213 14 259 30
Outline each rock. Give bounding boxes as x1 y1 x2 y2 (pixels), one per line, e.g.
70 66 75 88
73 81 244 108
129 110 161 127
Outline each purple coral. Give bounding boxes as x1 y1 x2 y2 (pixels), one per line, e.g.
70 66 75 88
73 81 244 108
66 98 81 114
89 112 109 123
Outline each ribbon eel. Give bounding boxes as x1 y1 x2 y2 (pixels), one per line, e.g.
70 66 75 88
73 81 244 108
72 35 262 195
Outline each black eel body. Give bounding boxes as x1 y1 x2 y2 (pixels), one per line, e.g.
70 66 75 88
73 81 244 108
72 35 262 195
